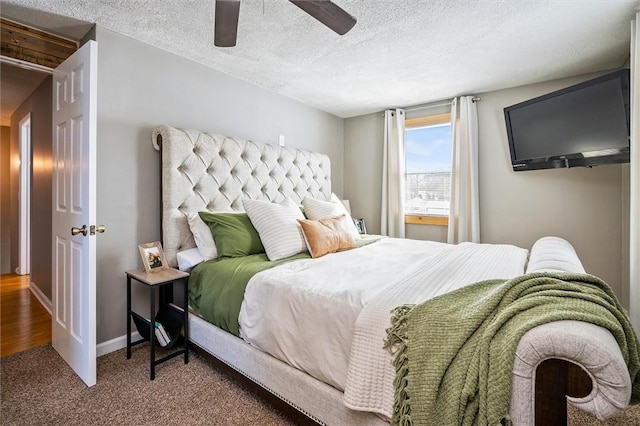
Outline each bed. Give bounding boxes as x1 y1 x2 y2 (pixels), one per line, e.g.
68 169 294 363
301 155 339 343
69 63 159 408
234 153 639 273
152 124 638 425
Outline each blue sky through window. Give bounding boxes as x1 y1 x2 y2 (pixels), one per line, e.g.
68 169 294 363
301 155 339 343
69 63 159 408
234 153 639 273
405 124 452 173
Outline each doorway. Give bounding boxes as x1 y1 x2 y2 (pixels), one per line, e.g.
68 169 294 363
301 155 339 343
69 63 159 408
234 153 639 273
1 19 83 314
0 60 52 356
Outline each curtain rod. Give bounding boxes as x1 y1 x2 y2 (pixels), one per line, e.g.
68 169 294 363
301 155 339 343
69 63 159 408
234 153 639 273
403 96 481 113
404 101 451 112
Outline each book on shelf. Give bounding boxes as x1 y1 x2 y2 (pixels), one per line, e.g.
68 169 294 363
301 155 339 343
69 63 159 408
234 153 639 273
154 321 171 347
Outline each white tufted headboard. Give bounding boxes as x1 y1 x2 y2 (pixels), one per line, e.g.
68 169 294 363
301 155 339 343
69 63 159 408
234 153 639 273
152 125 332 267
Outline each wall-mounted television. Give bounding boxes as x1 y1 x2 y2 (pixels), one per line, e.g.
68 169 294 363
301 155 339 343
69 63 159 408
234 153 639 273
504 69 630 171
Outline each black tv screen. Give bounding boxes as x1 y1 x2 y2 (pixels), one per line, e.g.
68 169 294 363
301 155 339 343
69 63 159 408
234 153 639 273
504 69 630 171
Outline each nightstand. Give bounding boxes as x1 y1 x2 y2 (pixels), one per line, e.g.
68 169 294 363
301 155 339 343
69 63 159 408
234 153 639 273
126 268 189 380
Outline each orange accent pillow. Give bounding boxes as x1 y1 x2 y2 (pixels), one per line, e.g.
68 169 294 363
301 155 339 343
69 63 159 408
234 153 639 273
297 214 357 258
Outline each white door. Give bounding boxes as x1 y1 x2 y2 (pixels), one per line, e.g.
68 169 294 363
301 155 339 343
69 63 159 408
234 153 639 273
52 40 98 387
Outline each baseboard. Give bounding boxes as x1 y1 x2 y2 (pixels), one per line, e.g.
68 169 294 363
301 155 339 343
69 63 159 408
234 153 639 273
27 280 141 358
29 282 52 315
97 331 142 357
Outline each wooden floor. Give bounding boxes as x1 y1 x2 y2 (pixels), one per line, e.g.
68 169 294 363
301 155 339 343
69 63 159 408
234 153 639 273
0 273 51 357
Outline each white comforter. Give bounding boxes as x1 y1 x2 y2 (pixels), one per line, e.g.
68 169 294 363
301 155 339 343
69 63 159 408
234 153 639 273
238 238 528 418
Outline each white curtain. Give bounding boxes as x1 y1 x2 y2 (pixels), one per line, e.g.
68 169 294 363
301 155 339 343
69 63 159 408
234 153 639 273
447 96 480 244
381 108 406 238
629 12 640 332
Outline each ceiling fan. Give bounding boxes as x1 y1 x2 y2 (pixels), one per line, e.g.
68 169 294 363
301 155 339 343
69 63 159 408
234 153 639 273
214 0 357 47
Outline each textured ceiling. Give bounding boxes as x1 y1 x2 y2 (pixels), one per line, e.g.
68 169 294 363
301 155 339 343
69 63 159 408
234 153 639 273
1 0 639 118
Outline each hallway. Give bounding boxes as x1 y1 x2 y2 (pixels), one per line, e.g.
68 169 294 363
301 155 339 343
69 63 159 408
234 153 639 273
0 273 51 357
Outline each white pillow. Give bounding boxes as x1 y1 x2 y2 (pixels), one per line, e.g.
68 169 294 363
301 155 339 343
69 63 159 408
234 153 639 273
186 212 218 260
302 193 360 240
243 198 307 261
176 247 205 271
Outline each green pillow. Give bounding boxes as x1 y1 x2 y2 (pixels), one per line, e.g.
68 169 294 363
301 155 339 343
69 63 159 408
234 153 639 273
198 212 264 258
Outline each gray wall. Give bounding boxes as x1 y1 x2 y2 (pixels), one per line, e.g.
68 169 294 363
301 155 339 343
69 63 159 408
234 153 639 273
479 73 626 303
94 27 345 343
1 126 11 274
7 77 53 298
344 72 628 305
343 114 383 233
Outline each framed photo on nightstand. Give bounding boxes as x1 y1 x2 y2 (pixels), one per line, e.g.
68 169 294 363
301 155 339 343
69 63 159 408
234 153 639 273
354 218 367 234
138 241 168 273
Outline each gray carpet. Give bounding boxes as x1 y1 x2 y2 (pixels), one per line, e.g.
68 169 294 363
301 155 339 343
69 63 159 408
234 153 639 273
1 344 295 425
1 343 639 425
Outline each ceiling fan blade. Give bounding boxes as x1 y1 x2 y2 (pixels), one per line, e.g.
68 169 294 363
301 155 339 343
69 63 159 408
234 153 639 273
214 0 240 47
289 0 356 35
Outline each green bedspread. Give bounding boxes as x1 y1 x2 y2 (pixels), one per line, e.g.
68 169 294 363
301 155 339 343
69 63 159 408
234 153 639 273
385 272 640 426
189 253 308 336
189 234 383 336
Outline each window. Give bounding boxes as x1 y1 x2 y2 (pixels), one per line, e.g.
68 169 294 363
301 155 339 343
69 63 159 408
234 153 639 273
404 113 452 225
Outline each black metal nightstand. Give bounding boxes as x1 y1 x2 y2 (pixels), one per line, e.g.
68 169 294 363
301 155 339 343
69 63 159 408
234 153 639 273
126 268 189 380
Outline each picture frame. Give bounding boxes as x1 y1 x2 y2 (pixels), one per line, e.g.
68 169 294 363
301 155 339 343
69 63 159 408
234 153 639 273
139 241 168 273
354 218 367 234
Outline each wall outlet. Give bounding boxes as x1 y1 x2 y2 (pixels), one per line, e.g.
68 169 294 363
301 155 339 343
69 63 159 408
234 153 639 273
278 135 285 146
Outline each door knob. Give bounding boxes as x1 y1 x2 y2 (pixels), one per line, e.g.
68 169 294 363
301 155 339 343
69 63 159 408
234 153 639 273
71 225 88 236
90 225 106 235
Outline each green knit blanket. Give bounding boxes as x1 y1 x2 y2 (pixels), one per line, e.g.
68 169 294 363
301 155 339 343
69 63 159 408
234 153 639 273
385 272 640 426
